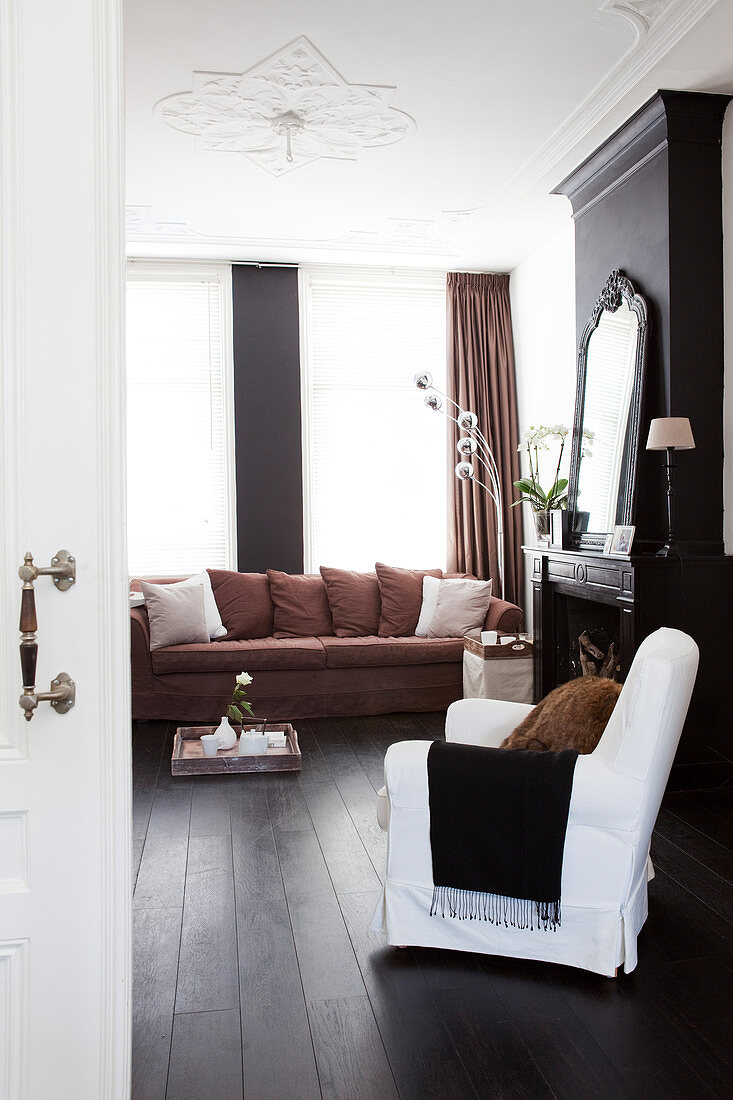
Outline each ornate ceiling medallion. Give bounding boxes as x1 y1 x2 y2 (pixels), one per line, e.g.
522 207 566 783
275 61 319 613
155 36 415 176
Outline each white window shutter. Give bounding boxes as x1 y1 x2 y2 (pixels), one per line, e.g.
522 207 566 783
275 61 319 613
126 263 236 577
300 266 448 572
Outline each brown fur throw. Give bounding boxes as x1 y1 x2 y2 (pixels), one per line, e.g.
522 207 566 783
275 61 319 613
501 676 622 754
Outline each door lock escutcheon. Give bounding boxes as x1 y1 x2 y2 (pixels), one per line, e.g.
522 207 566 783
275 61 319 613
18 550 76 721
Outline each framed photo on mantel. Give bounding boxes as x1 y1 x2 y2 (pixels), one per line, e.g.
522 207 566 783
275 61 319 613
607 525 635 558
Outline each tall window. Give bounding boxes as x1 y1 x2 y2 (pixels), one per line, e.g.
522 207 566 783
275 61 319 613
126 263 235 576
300 267 447 571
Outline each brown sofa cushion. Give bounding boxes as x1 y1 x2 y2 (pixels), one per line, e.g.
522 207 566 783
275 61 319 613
151 636 326 675
207 570 274 640
376 563 443 637
321 635 464 669
267 570 334 638
320 567 381 637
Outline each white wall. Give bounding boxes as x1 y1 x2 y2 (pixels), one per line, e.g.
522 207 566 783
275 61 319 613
723 104 733 555
510 218 576 627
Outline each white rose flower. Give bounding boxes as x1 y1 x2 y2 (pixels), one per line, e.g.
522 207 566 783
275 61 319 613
236 672 253 687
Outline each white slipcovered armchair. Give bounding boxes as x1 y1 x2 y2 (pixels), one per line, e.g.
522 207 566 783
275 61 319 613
371 628 698 976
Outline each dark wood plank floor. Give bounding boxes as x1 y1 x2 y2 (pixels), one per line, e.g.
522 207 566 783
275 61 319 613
132 714 733 1100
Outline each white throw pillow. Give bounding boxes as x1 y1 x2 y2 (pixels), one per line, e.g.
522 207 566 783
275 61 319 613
428 577 493 638
136 571 226 640
415 575 442 636
140 581 210 650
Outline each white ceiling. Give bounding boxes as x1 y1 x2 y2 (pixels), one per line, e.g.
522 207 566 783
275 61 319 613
125 0 733 270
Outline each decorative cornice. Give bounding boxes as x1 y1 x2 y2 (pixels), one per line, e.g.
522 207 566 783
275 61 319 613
126 204 478 256
554 89 731 218
336 209 479 252
155 35 415 176
601 1 671 38
126 206 199 239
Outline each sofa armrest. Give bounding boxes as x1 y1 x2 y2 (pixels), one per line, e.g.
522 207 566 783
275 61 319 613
130 606 153 681
130 605 150 648
485 596 523 632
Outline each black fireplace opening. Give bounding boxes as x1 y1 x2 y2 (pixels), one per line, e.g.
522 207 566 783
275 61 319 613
555 594 622 684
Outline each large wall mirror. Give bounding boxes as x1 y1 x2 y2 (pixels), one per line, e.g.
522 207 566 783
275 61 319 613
567 270 648 549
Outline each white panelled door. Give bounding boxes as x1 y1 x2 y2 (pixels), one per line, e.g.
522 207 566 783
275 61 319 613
0 0 130 1097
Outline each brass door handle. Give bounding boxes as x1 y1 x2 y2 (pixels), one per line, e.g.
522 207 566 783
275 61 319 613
18 550 76 721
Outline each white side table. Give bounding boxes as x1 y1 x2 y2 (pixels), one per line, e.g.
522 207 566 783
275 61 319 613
462 633 535 704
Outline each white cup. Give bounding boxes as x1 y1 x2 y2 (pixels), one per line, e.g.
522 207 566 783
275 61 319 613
200 734 219 758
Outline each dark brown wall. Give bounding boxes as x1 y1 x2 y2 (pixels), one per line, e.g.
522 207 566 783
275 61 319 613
232 265 304 573
556 90 731 554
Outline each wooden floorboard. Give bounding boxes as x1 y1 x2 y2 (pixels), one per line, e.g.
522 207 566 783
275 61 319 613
174 834 240 1014
338 889 482 1100
166 1009 243 1099
307 995 399 1100
237 897 321 1100
132 906 182 1100
132 713 733 1100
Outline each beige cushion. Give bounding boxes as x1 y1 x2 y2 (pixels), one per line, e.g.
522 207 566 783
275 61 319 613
169 570 227 640
415 575 442 636
140 580 209 650
428 577 493 638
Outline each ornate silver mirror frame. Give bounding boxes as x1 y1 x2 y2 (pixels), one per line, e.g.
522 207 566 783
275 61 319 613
567 269 648 550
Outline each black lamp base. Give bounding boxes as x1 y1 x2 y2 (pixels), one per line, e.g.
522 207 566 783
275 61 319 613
656 539 684 558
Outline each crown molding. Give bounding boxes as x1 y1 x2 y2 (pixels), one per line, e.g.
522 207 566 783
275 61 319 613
471 0 720 240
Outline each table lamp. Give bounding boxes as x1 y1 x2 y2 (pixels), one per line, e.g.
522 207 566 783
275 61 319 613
646 417 695 557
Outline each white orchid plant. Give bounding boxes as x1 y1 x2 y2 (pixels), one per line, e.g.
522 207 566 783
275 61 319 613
513 424 595 514
226 671 254 724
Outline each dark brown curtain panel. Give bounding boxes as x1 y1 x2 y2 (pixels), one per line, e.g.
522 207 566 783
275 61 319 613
447 272 523 605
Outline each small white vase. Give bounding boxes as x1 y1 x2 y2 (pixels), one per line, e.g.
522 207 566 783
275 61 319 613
238 730 269 756
216 716 237 751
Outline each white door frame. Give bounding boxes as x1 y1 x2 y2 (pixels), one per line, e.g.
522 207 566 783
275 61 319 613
0 0 130 1094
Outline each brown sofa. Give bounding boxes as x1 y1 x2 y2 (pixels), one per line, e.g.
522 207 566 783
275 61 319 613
130 567 523 722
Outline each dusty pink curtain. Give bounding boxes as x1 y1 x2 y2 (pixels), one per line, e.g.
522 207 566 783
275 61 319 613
447 272 523 605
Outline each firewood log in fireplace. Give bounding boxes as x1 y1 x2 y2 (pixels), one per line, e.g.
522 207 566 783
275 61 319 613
578 631 620 680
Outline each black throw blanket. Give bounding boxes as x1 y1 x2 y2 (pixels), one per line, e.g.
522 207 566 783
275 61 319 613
427 741 578 931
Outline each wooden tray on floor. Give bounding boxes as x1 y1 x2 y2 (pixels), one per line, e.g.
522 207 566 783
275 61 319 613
172 723 301 775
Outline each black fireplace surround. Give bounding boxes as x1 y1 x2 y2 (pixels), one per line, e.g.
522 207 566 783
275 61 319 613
531 90 733 789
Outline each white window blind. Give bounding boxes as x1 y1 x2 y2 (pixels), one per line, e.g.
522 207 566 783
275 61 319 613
300 266 448 572
126 263 235 577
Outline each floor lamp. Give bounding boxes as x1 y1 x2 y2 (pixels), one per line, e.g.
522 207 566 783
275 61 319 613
646 417 695 557
415 373 505 599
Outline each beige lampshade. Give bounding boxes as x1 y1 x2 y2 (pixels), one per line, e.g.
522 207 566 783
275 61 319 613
646 417 695 451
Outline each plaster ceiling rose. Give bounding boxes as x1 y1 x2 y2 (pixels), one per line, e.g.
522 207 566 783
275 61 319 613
155 35 416 176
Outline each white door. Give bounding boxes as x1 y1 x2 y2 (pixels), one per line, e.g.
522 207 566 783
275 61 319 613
0 0 130 1097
